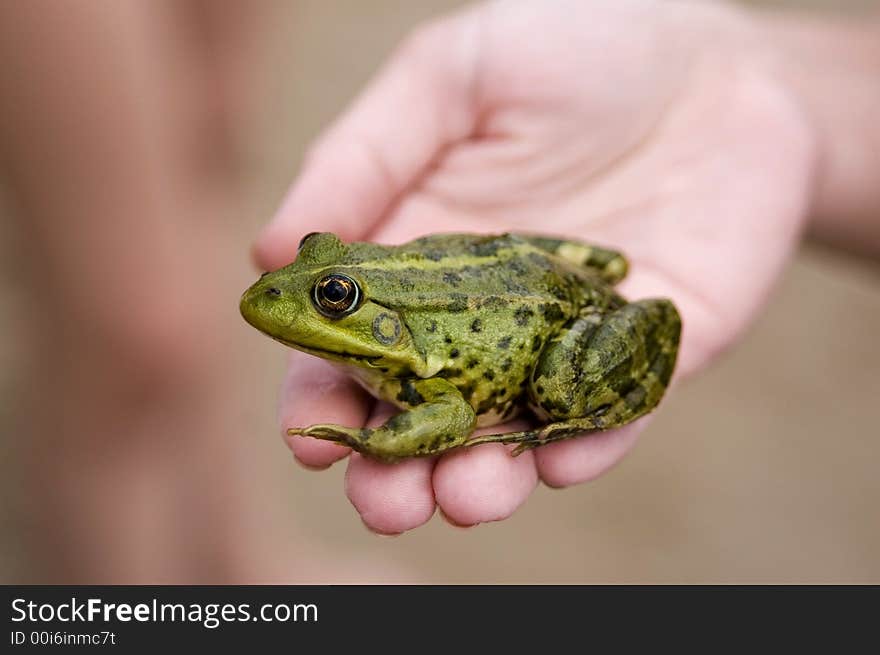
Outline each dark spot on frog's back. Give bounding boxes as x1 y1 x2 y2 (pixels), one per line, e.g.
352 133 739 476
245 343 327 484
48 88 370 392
508 259 528 276
540 303 565 322
501 357 513 372
449 348 460 358
446 293 468 312
514 306 534 326
440 367 463 379
396 380 425 406
479 295 507 310
503 277 529 294
528 252 548 267
459 383 475 402
442 271 462 286
549 283 568 301
470 318 482 333
426 321 437 333
468 240 500 257
497 336 512 350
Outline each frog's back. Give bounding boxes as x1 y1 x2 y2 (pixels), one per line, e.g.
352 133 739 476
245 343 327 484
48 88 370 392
342 233 580 320
341 233 614 423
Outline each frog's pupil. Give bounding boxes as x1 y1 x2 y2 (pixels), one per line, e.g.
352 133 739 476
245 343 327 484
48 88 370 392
324 280 348 302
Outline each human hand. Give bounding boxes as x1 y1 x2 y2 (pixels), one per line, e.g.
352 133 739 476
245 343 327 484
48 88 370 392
254 0 817 533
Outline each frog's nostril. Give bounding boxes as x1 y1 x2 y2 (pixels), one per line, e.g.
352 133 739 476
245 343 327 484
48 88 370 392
266 287 282 298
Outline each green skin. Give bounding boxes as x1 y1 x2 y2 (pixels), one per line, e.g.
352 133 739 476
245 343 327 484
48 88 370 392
240 232 681 462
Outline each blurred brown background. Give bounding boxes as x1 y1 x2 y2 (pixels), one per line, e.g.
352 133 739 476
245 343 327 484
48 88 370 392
1 0 878 583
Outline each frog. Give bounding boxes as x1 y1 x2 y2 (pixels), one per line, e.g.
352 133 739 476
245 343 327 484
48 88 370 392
240 232 681 463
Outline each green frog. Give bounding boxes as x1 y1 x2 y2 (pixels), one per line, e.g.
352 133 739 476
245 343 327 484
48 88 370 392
240 232 681 462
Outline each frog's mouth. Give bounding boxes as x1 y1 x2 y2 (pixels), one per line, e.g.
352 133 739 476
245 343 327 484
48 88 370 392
269 336 384 366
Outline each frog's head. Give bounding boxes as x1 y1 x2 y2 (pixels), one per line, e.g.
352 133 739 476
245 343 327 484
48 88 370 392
240 233 422 372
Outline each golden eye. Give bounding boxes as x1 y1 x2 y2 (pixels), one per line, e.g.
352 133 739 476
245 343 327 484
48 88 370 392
312 274 361 317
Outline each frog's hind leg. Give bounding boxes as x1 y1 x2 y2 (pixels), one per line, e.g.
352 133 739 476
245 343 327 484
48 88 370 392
466 299 680 455
513 235 628 284
288 378 476 463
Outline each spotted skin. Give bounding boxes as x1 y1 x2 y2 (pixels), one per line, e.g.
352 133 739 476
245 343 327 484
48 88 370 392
467 299 680 454
240 232 681 462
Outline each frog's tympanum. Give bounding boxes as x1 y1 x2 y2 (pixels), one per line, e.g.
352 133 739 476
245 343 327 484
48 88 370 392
241 232 681 462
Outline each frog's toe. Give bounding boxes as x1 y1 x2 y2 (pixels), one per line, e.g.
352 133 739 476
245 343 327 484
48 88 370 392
509 428 557 456
288 424 359 446
510 439 541 457
466 428 541 453
468 424 594 456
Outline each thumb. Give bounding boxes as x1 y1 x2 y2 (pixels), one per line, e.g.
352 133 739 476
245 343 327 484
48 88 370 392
254 8 483 270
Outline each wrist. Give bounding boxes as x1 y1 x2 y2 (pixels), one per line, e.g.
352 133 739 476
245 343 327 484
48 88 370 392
753 7 880 255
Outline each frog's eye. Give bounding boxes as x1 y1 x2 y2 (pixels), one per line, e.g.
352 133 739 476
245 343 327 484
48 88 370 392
298 232 320 253
312 274 361 318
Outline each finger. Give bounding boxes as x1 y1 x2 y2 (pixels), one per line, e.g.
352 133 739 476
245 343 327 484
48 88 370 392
371 193 497 245
535 418 648 488
254 8 482 270
433 425 538 527
344 403 437 534
279 351 371 469
345 455 436 535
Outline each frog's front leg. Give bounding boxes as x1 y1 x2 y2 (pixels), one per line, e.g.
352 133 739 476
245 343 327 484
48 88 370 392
288 378 476 463
467 299 680 455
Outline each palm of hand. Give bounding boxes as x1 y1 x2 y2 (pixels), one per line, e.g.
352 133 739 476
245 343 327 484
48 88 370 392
257 0 815 533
